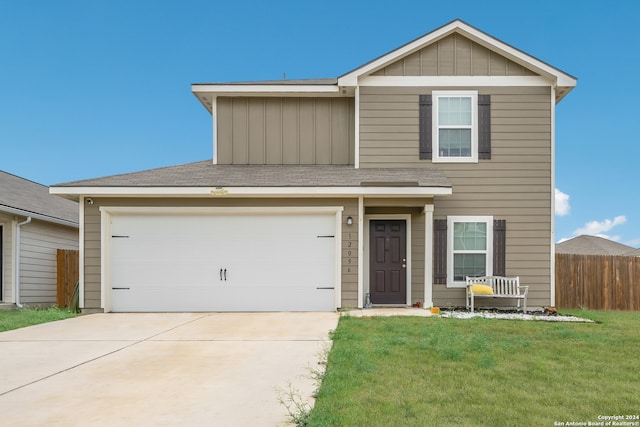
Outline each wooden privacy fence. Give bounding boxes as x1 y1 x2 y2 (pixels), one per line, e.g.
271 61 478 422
56 249 79 308
555 253 640 310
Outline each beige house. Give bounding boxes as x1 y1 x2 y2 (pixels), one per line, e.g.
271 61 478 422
1 171 78 307
51 20 576 313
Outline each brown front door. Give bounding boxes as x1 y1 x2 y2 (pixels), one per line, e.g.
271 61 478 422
369 220 407 304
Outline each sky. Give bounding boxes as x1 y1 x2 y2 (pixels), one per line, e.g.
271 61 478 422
1 0 639 247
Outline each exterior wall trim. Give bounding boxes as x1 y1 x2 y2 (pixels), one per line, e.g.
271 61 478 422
363 214 412 307
359 75 552 87
550 85 557 306
53 186 453 198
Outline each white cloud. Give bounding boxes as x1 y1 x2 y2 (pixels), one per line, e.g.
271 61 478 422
573 215 627 240
555 188 570 216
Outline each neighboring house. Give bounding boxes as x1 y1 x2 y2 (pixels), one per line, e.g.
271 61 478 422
556 235 637 256
51 20 576 313
627 248 640 257
1 171 79 307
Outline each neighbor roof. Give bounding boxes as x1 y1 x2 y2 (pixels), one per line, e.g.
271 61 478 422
556 235 636 256
0 170 78 227
51 161 452 198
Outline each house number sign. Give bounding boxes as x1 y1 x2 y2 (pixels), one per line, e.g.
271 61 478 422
345 231 356 273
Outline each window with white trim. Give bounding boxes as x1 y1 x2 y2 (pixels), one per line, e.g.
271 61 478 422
447 216 493 287
433 91 478 163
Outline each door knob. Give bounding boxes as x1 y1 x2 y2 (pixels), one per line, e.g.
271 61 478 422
402 264 406 268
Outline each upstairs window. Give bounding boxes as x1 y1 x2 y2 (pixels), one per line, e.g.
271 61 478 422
434 91 477 162
419 92 491 162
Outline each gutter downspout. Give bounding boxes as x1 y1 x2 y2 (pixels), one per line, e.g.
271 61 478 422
15 216 32 308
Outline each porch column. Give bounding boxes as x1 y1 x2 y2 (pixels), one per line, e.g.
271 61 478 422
423 205 434 308
357 195 364 308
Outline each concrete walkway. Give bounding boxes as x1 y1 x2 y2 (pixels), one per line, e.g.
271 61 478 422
0 312 338 427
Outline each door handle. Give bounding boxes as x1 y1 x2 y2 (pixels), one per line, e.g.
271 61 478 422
220 268 223 281
223 268 227 281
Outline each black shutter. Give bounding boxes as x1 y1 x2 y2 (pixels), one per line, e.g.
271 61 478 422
433 219 447 284
478 94 491 160
419 95 432 160
493 219 506 276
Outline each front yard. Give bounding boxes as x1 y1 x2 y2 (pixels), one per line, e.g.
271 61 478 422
308 310 640 427
0 307 78 332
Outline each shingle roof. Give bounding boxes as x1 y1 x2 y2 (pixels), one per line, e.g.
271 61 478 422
556 235 636 256
54 160 452 189
0 170 78 226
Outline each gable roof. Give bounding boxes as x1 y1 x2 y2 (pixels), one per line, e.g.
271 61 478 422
51 161 452 198
0 170 78 227
556 235 636 256
338 19 576 100
192 19 576 110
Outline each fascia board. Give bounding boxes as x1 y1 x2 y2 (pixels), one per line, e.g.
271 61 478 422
338 21 460 86
0 205 79 228
50 186 453 197
337 20 576 90
192 84 340 95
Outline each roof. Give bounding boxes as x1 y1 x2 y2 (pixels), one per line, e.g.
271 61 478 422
626 248 640 257
337 19 577 98
51 161 452 198
192 19 577 110
556 235 637 256
0 170 78 227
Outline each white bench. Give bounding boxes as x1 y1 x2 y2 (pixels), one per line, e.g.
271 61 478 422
466 276 529 313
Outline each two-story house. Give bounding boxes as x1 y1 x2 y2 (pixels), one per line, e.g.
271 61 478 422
51 20 576 313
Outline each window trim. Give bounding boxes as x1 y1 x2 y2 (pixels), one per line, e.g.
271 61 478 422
432 91 478 163
446 215 493 288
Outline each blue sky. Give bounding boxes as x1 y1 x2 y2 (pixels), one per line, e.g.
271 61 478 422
1 1 639 247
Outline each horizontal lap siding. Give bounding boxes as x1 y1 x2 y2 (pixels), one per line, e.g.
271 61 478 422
83 198 359 311
360 85 552 308
19 221 78 305
217 97 355 165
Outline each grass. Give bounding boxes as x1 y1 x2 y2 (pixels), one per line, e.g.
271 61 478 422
0 307 79 332
308 310 640 427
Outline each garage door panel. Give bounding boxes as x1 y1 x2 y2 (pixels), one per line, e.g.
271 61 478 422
109 212 337 312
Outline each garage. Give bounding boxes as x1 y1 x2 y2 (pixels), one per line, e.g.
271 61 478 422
106 209 339 312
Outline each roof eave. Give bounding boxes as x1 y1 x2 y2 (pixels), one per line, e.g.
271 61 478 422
0 205 79 228
50 186 453 198
337 19 577 96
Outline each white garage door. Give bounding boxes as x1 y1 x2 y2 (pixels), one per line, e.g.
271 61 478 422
108 212 337 312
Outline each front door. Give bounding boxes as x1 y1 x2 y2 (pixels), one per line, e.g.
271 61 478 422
369 220 406 304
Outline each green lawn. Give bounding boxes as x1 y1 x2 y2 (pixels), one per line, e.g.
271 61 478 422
308 310 640 427
0 307 79 332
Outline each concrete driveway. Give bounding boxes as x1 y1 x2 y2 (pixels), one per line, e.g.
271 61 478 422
0 312 339 427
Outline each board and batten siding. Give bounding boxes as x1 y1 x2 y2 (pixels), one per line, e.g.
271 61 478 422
83 197 359 311
18 220 78 305
359 85 553 308
372 33 539 77
216 97 355 165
